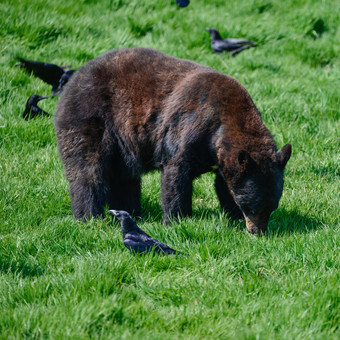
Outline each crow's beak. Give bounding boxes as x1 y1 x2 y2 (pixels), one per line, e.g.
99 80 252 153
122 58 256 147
108 210 118 216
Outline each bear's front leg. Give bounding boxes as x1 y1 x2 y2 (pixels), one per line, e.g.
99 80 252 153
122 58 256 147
161 164 193 224
215 171 243 220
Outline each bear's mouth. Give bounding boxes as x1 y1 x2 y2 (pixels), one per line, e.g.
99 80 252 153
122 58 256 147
243 212 271 236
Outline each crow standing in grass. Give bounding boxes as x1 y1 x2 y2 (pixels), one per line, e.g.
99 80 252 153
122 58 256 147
22 95 49 120
109 210 181 255
16 58 75 96
206 28 256 55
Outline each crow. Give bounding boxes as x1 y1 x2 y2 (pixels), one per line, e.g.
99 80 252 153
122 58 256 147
16 58 75 96
109 210 181 255
206 28 256 55
176 0 190 7
22 95 49 120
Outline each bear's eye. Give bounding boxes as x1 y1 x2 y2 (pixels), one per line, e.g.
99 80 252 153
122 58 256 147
250 209 256 215
242 207 256 216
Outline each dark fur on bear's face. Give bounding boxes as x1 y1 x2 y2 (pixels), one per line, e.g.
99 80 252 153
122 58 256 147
220 145 291 234
54 47 291 235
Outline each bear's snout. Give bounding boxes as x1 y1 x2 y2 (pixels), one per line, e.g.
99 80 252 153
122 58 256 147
243 212 271 236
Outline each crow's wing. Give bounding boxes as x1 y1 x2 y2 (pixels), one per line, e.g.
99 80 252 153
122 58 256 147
212 39 255 53
212 40 241 53
225 38 255 45
124 238 150 253
124 233 178 254
17 59 65 87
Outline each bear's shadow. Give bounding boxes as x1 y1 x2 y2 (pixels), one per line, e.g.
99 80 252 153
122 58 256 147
268 208 323 236
141 196 323 236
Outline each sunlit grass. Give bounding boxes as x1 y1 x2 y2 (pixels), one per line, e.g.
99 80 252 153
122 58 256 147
0 0 339 338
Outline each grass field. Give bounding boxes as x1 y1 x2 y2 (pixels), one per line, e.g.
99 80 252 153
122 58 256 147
0 0 339 338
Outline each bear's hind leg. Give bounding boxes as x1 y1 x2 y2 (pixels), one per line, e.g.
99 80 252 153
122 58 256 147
56 116 109 220
215 171 243 220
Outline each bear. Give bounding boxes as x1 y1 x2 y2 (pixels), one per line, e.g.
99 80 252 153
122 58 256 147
55 47 291 235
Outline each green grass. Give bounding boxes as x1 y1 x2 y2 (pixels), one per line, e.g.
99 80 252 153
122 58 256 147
0 0 339 338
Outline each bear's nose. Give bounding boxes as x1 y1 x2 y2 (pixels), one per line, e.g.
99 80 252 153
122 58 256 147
243 212 270 236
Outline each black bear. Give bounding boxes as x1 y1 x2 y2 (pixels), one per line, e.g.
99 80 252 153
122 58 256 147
55 48 291 235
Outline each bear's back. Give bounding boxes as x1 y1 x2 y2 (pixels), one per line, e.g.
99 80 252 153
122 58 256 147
55 48 213 126
67 47 211 99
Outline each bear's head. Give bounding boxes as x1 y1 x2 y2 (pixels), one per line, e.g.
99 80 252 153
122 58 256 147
222 144 291 235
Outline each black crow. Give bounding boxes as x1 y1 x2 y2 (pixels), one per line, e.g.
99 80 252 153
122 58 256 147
176 0 190 7
109 210 181 255
16 58 75 96
22 95 49 120
206 28 256 55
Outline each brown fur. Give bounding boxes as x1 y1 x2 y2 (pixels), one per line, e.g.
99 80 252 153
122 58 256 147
55 48 291 234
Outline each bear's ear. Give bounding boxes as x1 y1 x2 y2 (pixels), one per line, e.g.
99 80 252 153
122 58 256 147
277 143 292 169
237 150 255 170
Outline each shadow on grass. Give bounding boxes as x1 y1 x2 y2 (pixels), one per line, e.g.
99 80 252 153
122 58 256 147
141 196 163 222
141 196 231 226
202 207 323 236
268 208 324 236
141 196 323 236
